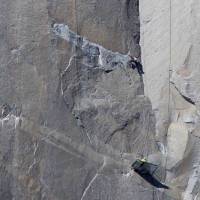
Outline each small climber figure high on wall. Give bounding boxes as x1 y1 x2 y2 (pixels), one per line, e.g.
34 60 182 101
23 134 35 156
128 53 144 76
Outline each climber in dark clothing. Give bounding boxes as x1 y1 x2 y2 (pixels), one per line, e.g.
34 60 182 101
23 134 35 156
129 56 144 76
131 159 170 189
1 103 11 118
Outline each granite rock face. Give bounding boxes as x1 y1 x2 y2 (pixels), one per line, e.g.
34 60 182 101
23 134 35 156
0 0 160 200
140 0 200 199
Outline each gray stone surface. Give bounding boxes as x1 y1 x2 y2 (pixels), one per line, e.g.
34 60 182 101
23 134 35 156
140 0 200 199
0 0 160 200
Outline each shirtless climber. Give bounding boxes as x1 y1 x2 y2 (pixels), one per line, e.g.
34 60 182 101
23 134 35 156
128 55 144 76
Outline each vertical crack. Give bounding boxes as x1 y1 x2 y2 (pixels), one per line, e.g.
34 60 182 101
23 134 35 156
105 121 128 144
171 83 195 105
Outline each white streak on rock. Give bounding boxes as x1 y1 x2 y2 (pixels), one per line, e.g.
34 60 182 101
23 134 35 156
80 158 105 200
53 23 130 71
80 173 99 200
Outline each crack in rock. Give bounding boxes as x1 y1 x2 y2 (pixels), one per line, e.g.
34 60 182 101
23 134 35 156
60 55 76 95
27 141 39 175
105 121 129 144
171 82 195 105
80 173 99 200
80 157 107 200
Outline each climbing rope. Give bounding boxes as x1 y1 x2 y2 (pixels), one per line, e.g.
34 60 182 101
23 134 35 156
167 0 172 123
166 0 173 164
162 0 173 198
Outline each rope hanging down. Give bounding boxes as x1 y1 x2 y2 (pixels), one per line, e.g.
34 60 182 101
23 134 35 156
162 1 173 198
168 0 172 123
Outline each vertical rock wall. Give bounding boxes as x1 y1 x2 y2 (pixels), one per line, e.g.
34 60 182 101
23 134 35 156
140 0 200 199
0 0 159 199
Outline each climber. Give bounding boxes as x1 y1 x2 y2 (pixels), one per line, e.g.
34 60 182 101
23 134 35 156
128 55 144 76
1 103 11 118
131 159 170 189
